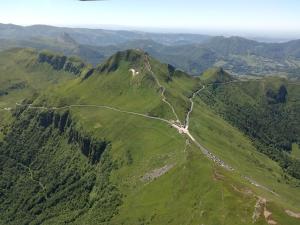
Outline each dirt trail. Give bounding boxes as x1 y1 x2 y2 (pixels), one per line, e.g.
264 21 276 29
15 78 278 196
144 55 180 123
184 86 205 129
16 103 171 124
244 176 279 197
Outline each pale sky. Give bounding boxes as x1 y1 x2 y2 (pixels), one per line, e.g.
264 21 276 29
0 0 300 37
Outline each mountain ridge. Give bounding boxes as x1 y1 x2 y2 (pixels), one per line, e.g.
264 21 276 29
1 48 300 224
1 23 300 77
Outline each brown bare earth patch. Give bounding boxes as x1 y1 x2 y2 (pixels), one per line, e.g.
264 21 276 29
252 197 277 225
231 184 253 196
285 209 300 219
213 168 225 181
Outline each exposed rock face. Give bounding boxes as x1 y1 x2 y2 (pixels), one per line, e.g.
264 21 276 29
82 68 95 80
0 106 121 224
38 52 85 75
166 64 175 82
266 85 288 104
14 106 109 165
39 110 109 164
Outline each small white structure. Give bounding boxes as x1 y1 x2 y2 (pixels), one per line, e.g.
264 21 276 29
129 68 139 77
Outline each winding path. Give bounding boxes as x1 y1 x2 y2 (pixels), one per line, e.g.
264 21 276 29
16 103 171 124
9 78 279 195
144 55 181 123
185 85 205 129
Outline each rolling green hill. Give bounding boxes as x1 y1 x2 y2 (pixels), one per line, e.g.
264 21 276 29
109 37 300 77
1 23 300 78
0 33 106 66
0 49 300 225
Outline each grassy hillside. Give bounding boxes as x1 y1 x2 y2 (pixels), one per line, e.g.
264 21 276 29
0 48 88 107
0 48 89 139
0 34 106 66
0 49 300 224
198 69 300 179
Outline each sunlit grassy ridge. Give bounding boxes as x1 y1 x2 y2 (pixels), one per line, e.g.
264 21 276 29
0 48 85 139
0 49 300 224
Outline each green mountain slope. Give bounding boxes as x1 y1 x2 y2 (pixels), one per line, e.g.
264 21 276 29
0 49 300 225
197 70 300 179
0 48 89 139
0 48 88 107
0 33 106 66
117 37 300 77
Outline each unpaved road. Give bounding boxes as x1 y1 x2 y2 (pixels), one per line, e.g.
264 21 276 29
145 55 180 123
13 78 278 195
185 86 205 129
16 103 171 124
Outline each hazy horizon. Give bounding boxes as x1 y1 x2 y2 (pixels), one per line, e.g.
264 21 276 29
1 22 299 43
1 0 300 40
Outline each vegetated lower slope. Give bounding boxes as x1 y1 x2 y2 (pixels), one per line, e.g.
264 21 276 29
198 69 300 179
1 49 300 225
0 108 121 225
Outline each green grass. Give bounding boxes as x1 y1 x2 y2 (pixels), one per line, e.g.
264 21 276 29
189 98 300 209
61 107 263 225
50 51 300 223
0 48 81 136
1 49 300 224
110 148 261 225
292 144 300 159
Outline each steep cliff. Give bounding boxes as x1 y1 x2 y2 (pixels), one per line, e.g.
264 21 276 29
0 107 121 224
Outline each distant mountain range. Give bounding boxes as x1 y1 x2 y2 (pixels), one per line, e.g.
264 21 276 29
0 23 211 46
0 23 300 78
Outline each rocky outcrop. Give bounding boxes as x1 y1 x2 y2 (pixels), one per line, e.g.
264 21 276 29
23 109 109 165
0 90 8 96
1 106 120 225
165 64 175 82
68 125 109 165
82 68 95 80
266 85 288 104
38 52 85 75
